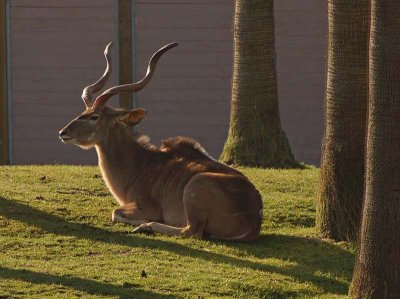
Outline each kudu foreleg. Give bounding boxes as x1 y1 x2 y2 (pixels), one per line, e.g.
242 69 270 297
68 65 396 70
133 222 205 239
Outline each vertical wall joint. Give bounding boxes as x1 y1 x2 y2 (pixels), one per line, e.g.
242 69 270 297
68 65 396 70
118 0 134 109
0 0 9 165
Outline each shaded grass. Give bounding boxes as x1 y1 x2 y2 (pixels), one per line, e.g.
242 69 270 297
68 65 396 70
0 165 355 298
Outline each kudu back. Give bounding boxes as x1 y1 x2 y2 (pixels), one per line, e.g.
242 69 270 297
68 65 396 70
59 42 263 241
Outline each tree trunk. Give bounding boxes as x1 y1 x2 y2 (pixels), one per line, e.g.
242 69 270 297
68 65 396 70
350 1 400 297
316 0 369 241
220 0 296 168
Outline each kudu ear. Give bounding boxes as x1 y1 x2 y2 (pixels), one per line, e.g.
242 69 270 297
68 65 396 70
117 109 147 126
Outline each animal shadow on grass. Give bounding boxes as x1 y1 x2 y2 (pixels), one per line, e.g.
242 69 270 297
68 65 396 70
0 196 353 296
0 267 172 299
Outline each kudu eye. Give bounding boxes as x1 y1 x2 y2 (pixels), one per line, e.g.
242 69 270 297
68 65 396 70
89 115 99 121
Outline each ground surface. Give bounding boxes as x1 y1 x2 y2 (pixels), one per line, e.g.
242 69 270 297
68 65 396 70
0 166 355 298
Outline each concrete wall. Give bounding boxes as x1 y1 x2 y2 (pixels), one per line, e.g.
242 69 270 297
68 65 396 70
135 0 233 158
7 0 327 165
9 0 117 164
275 0 326 164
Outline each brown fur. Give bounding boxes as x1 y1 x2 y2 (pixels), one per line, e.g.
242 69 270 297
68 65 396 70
60 106 263 241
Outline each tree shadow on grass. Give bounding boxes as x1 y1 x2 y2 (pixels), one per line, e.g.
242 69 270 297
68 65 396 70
0 267 172 299
0 197 353 296
232 233 355 278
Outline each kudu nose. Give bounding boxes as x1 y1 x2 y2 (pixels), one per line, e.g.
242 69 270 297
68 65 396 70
59 129 67 138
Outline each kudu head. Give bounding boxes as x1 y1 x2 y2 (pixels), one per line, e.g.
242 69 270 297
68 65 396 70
59 42 178 149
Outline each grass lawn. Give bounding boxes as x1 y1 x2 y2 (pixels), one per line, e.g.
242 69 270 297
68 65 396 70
0 165 355 298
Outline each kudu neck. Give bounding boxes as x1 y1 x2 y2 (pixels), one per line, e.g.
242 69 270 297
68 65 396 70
94 123 157 205
95 123 153 168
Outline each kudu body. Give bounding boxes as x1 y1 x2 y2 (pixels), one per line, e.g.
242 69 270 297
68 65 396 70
59 43 262 241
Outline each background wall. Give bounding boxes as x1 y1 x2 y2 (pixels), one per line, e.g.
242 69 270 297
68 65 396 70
135 0 233 158
9 0 117 164
134 0 326 165
5 0 327 165
275 0 326 164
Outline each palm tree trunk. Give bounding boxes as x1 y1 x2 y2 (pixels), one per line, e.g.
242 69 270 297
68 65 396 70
316 0 369 241
350 1 400 297
220 0 296 168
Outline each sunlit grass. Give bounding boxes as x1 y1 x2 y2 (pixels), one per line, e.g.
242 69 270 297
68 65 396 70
0 165 355 298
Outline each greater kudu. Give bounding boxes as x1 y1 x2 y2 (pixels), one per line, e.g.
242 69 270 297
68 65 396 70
59 43 263 241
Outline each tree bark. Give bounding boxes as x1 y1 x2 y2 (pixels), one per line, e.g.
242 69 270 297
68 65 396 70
316 0 369 241
220 0 296 168
350 1 400 297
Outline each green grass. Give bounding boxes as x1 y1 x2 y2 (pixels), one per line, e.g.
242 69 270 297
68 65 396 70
0 165 355 298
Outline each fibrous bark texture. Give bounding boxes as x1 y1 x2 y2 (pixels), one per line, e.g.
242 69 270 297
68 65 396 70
220 0 296 168
350 1 400 297
317 0 370 241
